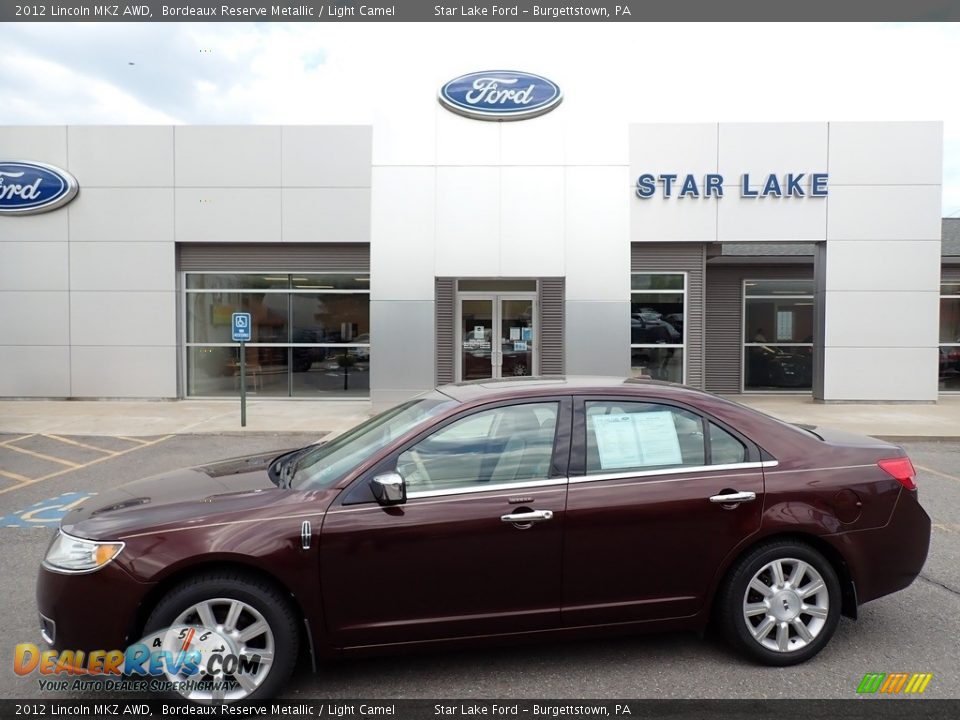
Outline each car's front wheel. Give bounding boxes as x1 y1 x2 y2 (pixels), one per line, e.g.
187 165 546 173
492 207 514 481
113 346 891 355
717 540 841 666
142 571 300 703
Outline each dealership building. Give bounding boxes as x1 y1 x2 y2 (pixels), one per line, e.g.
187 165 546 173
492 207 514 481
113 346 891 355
0 75 956 406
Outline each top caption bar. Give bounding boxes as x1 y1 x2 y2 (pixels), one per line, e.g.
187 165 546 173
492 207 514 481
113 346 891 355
4 0 960 21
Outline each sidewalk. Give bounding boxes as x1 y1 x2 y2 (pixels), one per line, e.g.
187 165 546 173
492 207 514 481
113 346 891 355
727 394 960 439
0 395 958 439
0 400 373 437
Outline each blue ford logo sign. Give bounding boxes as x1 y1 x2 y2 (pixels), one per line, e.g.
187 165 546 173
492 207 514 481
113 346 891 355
0 161 79 215
439 70 562 121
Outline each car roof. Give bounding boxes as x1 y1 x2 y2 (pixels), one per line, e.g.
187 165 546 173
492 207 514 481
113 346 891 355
436 375 695 403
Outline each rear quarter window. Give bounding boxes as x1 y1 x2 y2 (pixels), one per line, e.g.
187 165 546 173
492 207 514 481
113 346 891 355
708 422 747 464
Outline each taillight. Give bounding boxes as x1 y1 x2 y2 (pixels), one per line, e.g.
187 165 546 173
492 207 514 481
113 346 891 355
878 457 917 491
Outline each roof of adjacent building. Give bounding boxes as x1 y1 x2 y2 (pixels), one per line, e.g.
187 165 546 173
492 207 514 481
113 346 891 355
717 219 960 258
945 218 960 256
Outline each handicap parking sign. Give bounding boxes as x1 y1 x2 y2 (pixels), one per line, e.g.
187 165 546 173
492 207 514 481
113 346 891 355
232 312 252 342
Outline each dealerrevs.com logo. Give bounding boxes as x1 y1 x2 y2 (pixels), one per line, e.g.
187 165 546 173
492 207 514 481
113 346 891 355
15 625 268 702
856 672 934 695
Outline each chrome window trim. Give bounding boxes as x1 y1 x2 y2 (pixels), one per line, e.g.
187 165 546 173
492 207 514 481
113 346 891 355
328 484 569 514
571 460 778 485
406 477 567 500
400 461 779 498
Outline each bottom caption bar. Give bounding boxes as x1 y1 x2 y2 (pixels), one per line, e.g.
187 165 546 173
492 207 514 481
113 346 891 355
2 700 959 720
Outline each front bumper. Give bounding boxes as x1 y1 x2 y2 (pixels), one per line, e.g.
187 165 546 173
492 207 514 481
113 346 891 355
36 560 155 652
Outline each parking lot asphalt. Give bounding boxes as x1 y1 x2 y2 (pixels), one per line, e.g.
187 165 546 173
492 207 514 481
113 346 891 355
0 434 957 700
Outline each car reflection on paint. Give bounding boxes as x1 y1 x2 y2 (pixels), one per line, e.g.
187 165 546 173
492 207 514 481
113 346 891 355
939 347 960 389
746 346 813 389
36 376 930 703
631 314 681 344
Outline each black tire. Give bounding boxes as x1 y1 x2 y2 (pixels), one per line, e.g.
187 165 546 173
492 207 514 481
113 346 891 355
143 571 300 701
716 540 841 666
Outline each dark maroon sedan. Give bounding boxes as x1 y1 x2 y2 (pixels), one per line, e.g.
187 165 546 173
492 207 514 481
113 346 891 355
37 377 930 701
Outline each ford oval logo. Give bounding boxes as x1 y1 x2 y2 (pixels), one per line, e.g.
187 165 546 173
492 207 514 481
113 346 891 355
0 161 79 215
439 70 563 121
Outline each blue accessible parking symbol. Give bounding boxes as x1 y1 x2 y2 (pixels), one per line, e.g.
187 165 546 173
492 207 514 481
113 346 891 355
0 492 97 528
232 312 252 342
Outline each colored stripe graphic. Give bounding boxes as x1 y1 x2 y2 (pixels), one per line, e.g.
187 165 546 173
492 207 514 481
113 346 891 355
857 673 885 694
881 673 907 693
906 674 933 694
857 672 932 694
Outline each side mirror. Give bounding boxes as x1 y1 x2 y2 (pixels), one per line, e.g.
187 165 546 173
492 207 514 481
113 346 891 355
370 472 406 506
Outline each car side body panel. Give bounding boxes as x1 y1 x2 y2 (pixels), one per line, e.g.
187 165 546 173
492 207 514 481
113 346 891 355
35 378 931 667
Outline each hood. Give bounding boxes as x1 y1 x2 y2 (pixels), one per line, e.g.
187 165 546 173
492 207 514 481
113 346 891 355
61 449 302 540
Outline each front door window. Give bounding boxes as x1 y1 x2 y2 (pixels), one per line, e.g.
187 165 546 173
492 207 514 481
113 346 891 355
459 293 536 381
398 402 559 493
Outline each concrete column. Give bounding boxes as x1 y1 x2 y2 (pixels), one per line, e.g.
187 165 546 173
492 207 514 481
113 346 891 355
820 122 943 401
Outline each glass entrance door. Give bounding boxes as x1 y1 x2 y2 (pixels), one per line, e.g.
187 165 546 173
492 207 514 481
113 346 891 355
460 298 495 381
458 294 536 381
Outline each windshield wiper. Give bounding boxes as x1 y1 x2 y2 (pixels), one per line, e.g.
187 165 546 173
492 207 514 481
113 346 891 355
269 447 310 489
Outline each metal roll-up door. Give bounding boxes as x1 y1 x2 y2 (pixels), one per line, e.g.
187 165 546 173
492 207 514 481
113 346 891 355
703 266 743 394
539 278 565 375
435 278 456 386
177 243 370 272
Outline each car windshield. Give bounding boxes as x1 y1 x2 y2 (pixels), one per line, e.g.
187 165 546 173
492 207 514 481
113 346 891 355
291 392 458 490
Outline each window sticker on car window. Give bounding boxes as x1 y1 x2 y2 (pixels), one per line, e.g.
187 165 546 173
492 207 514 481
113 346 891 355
593 411 683 470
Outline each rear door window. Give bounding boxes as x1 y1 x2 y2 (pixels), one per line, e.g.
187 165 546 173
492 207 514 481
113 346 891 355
585 401 705 474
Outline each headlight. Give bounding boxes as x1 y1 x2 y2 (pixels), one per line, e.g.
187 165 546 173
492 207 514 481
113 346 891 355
42 531 124 574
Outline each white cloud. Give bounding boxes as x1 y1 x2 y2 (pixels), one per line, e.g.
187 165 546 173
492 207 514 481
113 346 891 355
0 21 957 210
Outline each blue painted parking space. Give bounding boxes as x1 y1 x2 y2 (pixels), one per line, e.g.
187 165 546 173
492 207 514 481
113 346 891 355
0 491 96 528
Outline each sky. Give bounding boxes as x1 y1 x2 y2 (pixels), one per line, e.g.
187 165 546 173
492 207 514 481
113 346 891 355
1 21 958 216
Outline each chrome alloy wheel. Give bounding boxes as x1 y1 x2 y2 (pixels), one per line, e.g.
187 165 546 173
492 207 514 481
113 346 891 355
742 558 829 653
166 597 275 703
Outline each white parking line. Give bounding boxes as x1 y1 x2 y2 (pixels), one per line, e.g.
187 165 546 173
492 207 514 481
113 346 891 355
917 465 960 484
0 469 31 484
0 435 173 497
43 434 115 454
1 443 80 467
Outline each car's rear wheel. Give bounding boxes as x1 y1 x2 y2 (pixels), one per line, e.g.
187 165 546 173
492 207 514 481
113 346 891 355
143 572 299 703
717 540 841 666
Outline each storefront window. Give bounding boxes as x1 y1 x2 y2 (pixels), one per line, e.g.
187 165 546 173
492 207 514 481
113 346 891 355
630 273 685 383
184 273 370 398
743 280 814 391
941 282 960 392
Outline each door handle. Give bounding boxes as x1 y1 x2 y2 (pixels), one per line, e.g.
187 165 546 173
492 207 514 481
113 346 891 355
501 509 554 523
709 491 757 504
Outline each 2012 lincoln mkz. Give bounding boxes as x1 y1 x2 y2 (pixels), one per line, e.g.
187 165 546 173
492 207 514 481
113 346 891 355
36 377 931 702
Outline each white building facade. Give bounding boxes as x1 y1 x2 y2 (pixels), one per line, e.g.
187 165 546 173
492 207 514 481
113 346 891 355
0 75 949 405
